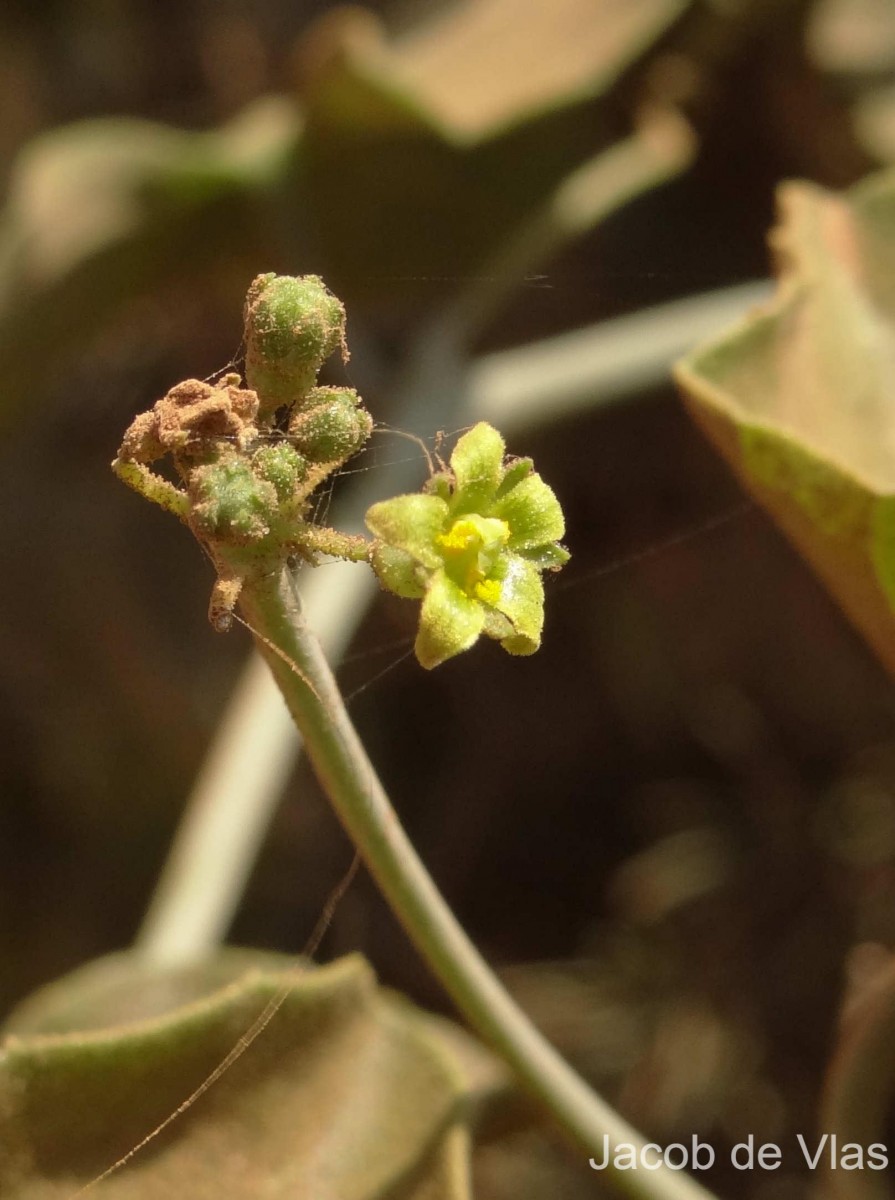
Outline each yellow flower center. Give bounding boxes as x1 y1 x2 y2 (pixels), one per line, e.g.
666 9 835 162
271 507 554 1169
437 515 509 600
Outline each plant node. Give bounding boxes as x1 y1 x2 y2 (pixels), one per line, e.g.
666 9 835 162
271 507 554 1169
112 275 568 662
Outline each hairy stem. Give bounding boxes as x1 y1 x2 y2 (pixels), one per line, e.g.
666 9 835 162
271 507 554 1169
112 458 190 520
297 525 371 562
237 564 720 1200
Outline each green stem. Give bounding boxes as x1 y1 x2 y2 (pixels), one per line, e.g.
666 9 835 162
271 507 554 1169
237 565 722 1200
112 458 190 520
297 524 371 562
819 958 895 1200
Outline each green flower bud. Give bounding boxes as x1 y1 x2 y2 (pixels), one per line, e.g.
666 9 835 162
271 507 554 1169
288 387 372 465
244 274 346 419
190 459 277 543
252 442 308 501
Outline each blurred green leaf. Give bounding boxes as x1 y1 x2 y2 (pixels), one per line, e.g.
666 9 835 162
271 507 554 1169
0 0 700 418
0 951 481 1199
807 0 895 77
300 0 693 294
855 84 895 164
805 0 895 167
379 0 693 141
0 95 301 423
674 166 895 675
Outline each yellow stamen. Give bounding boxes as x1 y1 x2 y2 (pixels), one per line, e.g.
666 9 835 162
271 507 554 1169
436 515 509 600
474 579 502 606
437 519 479 553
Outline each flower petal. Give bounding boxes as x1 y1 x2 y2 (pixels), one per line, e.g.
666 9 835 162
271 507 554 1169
423 472 453 503
482 607 513 640
501 631 540 656
415 571 485 669
491 555 544 655
494 474 565 550
496 457 533 498
518 542 571 570
365 494 448 568
371 544 427 598
450 423 505 513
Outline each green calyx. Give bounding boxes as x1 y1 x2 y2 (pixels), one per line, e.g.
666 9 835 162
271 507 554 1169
288 387 373 465
252 442 308 500
190 458 279 543
244 273 346 420
114 275 375 630
366 423 569 669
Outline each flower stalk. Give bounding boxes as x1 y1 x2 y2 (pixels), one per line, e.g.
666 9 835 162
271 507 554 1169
113 273 721 1200
238 565 718 1200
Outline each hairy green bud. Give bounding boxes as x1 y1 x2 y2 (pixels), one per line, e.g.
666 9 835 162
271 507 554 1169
115 275 567 662
244 274 346 419
288 387 372 465
189 459 277 543
252 442 308 500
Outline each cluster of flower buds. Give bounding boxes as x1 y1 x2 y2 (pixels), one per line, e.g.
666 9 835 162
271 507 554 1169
113 274 373 628
114 274 568 664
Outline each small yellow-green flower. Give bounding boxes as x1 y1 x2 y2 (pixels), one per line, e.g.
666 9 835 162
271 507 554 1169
366 423 569 668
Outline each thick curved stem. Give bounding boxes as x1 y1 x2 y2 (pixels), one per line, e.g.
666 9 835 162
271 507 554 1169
237 565 721 1200
819 953 895 1200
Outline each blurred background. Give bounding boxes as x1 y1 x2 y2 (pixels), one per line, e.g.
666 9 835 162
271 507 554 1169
3 0 895 1195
